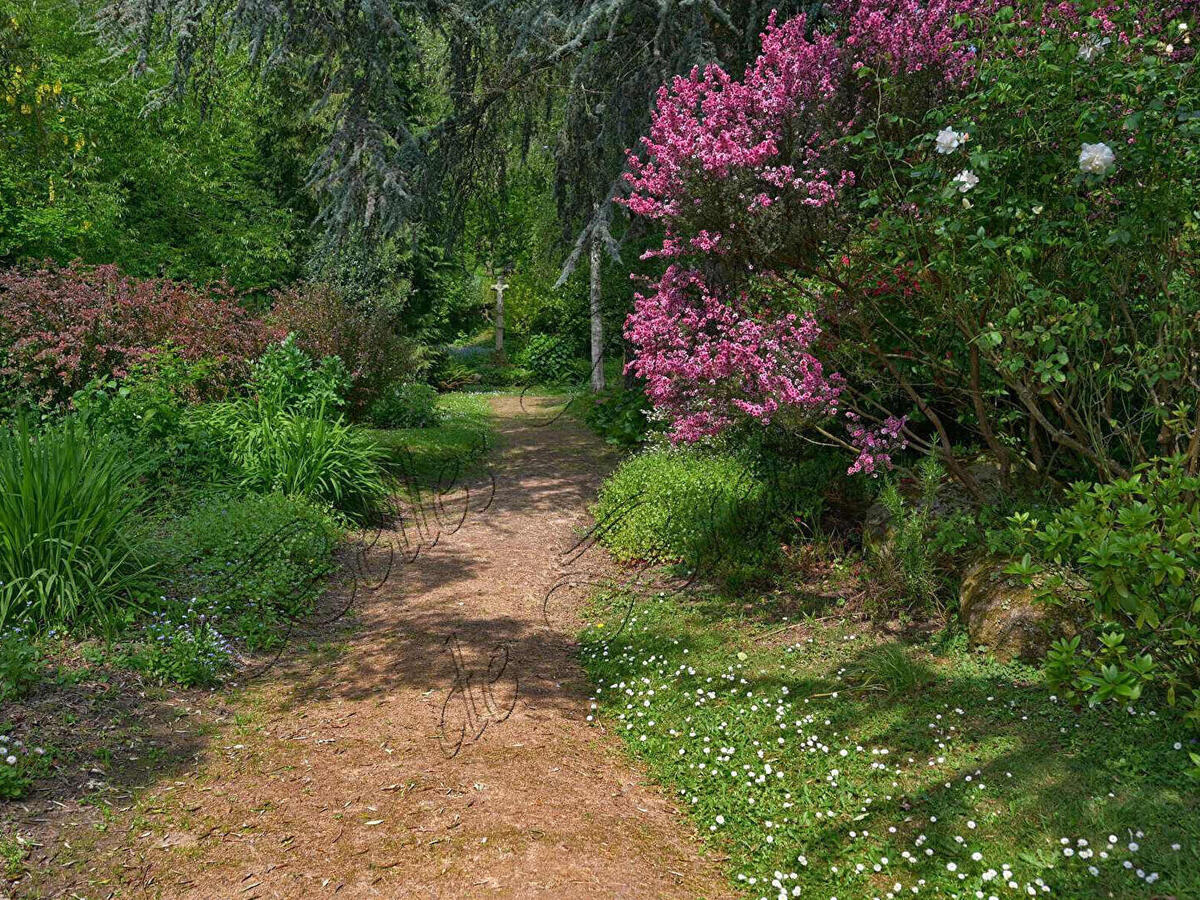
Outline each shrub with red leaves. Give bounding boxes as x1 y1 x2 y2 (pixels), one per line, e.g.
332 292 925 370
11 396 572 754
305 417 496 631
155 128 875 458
268 282 418 412
0 262 281 407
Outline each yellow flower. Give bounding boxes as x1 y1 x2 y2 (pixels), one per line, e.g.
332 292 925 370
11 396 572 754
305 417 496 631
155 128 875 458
20 103 30 114
53 82 61 95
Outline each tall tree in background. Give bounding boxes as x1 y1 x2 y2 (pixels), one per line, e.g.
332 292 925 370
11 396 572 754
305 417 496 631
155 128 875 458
92 0 810 357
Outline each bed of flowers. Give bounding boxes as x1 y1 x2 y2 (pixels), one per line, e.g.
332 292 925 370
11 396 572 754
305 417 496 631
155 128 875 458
580 589 1199 899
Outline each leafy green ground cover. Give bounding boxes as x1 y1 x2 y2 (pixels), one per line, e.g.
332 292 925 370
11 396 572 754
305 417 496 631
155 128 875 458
580 588 1200 900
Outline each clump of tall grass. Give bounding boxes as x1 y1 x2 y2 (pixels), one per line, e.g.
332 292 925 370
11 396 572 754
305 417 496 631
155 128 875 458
225 405 388 519
0 418 149 630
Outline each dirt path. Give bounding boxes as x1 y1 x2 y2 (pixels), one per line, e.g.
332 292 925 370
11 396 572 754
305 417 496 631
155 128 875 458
23 396 730 899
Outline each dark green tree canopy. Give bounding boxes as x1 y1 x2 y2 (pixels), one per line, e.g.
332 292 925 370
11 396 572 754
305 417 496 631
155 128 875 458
95 0 811 264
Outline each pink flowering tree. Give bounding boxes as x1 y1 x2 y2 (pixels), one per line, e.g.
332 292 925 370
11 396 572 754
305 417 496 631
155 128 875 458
622 0 1200 488
620 1 985 473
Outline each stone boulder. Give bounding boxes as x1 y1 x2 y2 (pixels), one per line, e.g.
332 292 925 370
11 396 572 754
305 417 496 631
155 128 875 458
959 558 1089 662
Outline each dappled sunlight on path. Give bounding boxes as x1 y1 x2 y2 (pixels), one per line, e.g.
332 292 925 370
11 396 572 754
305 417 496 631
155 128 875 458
20 395 731 899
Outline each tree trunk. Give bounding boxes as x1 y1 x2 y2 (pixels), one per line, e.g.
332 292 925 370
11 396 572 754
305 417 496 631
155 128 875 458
589 227 605 392
494 276 505 360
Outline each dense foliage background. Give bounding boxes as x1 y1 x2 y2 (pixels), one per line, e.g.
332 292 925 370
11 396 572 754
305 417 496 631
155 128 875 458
1 2 1198 891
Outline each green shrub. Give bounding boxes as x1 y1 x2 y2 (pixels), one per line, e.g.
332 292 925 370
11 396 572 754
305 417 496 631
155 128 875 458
515 333 577 384
184 341 388 516
369 382 441 428
0 418 149 631
594 447 772 569
0 629 41 701
157 492 340 647
72 349 230 488
1010 461 1200 721
579 387 653 448
229 408 387 517
268 283 423 412
248 334 350 418
125 606 233 687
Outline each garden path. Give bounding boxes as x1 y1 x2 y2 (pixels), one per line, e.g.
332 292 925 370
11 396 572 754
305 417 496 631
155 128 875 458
30 396 730 899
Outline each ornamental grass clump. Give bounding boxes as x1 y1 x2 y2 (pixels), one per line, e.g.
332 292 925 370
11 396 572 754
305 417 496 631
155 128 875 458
0 418 149 631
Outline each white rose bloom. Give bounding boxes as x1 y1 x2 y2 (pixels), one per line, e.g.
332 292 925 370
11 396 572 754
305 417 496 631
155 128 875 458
1077 36 1111 61
1079 142 1116 175
935 127 967 154
952 169 979 192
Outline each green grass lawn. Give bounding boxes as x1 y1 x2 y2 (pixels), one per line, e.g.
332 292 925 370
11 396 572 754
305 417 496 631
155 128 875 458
579 588 1199 900
367 392 494 488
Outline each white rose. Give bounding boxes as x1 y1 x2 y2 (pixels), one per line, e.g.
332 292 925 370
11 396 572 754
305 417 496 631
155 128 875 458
1079 142 1116 175
935 127 967 154
952 169 979 192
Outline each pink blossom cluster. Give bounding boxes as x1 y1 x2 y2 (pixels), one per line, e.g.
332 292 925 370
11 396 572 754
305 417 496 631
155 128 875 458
838 0 982 82
846 414 909 476
620 1 986 473
622 12 848 225
625 266 845 443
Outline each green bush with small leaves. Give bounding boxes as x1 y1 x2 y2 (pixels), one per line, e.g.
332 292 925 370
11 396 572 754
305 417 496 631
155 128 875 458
72 349 231 489
156 491 341 620
594 447 772 569
369 382 442 428
579 387 654 448
515 333 577 384
1008 461 1200 724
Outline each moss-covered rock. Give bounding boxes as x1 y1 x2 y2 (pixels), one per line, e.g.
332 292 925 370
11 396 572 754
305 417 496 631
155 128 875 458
959 558 1088 662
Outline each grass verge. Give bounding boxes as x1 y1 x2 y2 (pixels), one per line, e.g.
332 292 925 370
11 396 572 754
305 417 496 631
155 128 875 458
579 587 1199 899
367 391 494 487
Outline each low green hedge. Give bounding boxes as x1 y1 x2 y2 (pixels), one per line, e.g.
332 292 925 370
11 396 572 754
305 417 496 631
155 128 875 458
593 447 773 570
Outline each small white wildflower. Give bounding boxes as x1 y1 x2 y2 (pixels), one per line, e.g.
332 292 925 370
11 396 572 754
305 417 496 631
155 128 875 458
935 128 967 154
